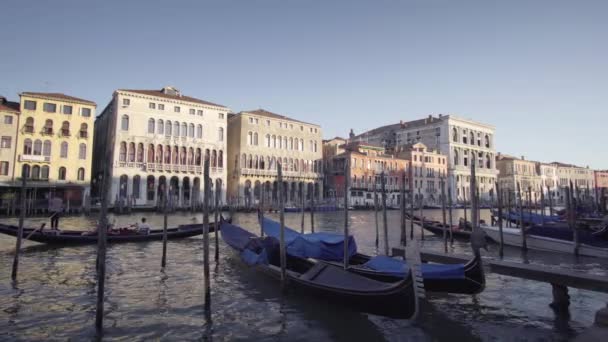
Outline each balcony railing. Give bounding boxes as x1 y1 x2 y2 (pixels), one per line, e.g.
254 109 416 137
61 129 70 137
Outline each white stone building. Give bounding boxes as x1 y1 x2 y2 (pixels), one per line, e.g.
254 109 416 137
93 87 228 208
552 162 595 204
355 115 497 202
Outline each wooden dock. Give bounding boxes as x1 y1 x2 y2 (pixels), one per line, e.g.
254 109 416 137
392 247 608 328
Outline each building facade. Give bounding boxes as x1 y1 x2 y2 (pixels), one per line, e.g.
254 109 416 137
496 154 542 201
327 142 410 207
595 170 608 210
538 163 560 203
92 87 228 208
0 96 20 185
14 92 96 206
552 162 595 204
367 115 498 202
397 142 448 205
226 109 323 207
322 137 346 198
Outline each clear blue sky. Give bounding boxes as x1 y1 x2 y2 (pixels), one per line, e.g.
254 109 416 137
1 0 606 169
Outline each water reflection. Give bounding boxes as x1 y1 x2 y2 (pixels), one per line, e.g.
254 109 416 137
0 210 607 341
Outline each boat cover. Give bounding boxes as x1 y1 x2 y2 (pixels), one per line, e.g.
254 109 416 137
363 255 466 280
262 218 357 261
527 224 608 248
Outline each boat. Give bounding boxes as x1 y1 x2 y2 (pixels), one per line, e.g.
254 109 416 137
284 205 339 213
220 220 416 318
0 222 221 245
420 220 473 240
261 218 485 294
491 210 562 226
480 224 608 258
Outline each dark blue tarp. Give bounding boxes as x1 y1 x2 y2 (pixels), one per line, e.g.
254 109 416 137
527 224 608 248
221 221 278 265
363 255 466 280
262 218 357 261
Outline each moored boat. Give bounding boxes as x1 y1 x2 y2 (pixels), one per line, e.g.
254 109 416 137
0 222 220 245
220 220 416 318
480 224 608 258
261 218 485 294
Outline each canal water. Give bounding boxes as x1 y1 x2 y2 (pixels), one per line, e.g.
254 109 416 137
1 210 607 341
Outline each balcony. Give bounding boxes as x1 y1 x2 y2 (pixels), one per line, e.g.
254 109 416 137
79 131 88 138
19 154 50 162
41 128 53 136
61 129 71 137
24 126 34 134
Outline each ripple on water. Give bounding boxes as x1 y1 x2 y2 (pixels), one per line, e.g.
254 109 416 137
1 211 607 341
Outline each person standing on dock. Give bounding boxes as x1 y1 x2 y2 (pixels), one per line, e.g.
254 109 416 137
49 196 64 230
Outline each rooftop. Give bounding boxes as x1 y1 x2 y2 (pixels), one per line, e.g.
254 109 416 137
0 96 20 113
240 109 319 127
21 92 96 106
119 88 227 108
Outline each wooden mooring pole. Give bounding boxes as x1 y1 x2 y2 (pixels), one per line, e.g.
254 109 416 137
343 160 350 269
374 184 379 248
448 185 454 244
203 159 211 318
310 183 315 233
419 188 424 240
214 180 220 262
278 162 287 289
11 171 27 281
161 185 168 268
496 182 504 258
463 191 468 230
260 182 265 236
410 182 415 240
300 184 305 234
381 172 389 255
400 171 407 247
441 178 447 253
517 182 527 251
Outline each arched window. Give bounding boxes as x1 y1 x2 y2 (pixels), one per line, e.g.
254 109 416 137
197 124 203 138
147 175 155 201
21 164 30 178
181 122 187 137
24 117 34 133
180 147 187 165
278 136 282 149
165 121 172 136
79 143 87 160
119 142 127 162
41 166 49 179
137 143 144 162
452 127 458 142
470 131 474 145
295 138 300 151
60 142 68 158
128 142 135 162
147 144 155 163
165 145 171 164
133 175 141 199
486 154 492 169
33 140 42 155
265 134 271 147
173 122 179 136
23 139 32 154
212 150 218 168
314 141 318 153
272 135 276 148
248 132 253 145
195 148 202 165
43 140 51 156
58 167 67 180
289 137 293 150
148 119 155 133
61 121 70 136
485 134 490 148
80 123 88 138
44 119 53 134
173 146 179 164
218 150 223 168
254 133 258 146
157 119 164 134
77 167 85 181
454 149 459 166
218 127 224 141
121 115 129 131
31 165 40 179
189 123 194 138
300 139 304 151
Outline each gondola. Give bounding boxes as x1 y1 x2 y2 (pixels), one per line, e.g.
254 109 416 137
261 218 485 294
220 220 416 319
421 220 473 240
0 221 221 245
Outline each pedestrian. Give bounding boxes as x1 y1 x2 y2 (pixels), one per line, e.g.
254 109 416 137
49 196 64 229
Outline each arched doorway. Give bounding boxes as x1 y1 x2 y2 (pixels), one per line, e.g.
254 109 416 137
183 177 191 206
170 176 179 207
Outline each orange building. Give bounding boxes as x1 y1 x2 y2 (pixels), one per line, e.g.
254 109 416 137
327 141 409 207
397 142 449 205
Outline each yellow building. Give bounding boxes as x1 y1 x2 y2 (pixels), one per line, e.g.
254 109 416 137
15 92 96 207
227 109 323 207
0 96 20 186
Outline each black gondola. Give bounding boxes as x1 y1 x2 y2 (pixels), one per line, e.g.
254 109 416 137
421 220 473 240
260 217 485 295
220 220 416 319
327 252 484 294
0 222 220 245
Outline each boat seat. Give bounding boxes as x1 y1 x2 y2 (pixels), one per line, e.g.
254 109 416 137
300 262 328 281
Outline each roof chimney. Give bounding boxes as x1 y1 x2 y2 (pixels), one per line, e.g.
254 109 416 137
521 156 525 160
0 96 6 104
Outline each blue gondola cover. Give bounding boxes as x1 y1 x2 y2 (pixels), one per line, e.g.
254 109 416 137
363 255 466 280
